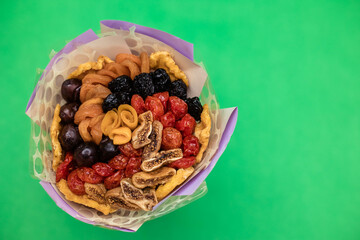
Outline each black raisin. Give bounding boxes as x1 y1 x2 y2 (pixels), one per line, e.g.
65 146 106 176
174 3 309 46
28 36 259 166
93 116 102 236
133 73 155 99
170 80 187 100
108 75 133 94
152 68 172 93
185 97 203 121
102 93 121 112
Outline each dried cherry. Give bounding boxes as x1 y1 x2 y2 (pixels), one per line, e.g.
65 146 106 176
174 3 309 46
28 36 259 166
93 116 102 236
131 94 146 115
175 113 196 137
77 167 103 184
182 135 200 157
160 111 176 128
119 142 143 157
168 96 188 120
125 157 142 178
92 162 114 177
56 152 74 182
67 169 86 195
168 156 196 169
145 96 164 120
104 170 124 190
161 127 182 150
108 154 129 170
153 91 169 111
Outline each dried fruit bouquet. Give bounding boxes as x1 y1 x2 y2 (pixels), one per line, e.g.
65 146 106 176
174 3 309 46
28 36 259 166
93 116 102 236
26 20 237 232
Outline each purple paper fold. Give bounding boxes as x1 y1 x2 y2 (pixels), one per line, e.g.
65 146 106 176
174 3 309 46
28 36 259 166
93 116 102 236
25 29 99 113
101 20 194 61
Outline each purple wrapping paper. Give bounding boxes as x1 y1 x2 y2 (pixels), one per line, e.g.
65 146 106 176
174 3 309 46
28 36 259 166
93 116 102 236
28 20 238 232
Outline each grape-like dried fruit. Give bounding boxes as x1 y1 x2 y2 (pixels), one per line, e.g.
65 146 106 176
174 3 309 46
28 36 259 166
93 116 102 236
169 80 187 100
133 73 155 99
185 97 203 121
152 68 171 93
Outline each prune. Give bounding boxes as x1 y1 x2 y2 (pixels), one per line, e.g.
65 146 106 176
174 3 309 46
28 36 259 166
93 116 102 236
168 157 196 169
131 94 146 115
77 167 103 184
61 78 82 103
185 97 203 121
145 96 164 120
133 73 155 99
67 169 86 195
99 137 119 162
125 157 142 178
153 91 169 111
161 127 182 150
108 75 133 94
92 162 114 177
104 170 124 190
168 96 188 120
160 111 176 128
182 135 200 157
108 155 129 170
59 124 82 151
152 68 171 93
119 142 143 157
60 102 80 124
102 92 131 113
56 152 73 182
175 113 196 137
169 80 187 100
74 142 100 167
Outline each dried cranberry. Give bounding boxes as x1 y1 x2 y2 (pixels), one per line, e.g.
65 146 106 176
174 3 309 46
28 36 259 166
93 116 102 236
119 143 143 157
108 155 129 170
145 96 164 120
153 91 169 111
56 152 74 182
131 94 146 115
168 96 188 120
104 170 124 190
125 157 142 178
92 162 114 177
161 127 182 150
175 113 196 137
168 157 196 169
160 111 176 128
182 135 200 157
77 167 103 184
67 169 86 195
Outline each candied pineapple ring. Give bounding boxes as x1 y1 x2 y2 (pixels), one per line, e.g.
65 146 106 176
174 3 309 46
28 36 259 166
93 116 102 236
117 104 138 130
149 51 189 86
109 127 132 145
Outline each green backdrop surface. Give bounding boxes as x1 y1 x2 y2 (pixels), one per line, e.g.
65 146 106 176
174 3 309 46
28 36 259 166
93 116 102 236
1 0 360 239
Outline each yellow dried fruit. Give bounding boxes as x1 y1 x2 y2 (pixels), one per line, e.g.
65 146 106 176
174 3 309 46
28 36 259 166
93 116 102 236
109 127 132 145
149 51 189 86
68 56 114 79
50 104 63 171
117 104 138 130
155 167 194 201
101 110 121 136
194 104 211 163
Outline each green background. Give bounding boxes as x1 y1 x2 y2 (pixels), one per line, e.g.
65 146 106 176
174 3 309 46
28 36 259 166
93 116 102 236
1 0 360 239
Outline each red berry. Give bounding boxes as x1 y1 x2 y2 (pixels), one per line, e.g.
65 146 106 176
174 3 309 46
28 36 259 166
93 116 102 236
67 169 86 195
182 135 200 157
161 127 182 150
175 113 196 137
92 162 114 177
168 96 188 120
125 157 142 178
145 96 164 120
119 143 143 157
77 167 103 184
168 157 196 169
104 170 125 190
153 91 169 111
131 94 146 115
56 152 74 182
160 111 176 128
108 154 129 170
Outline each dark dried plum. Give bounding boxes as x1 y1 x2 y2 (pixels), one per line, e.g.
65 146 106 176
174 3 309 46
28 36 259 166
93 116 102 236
108 75 133 94
60 102 80 124
102 93 121 112
170 80 187 100
116 92 131 105
61 78 82 103
185 97 203 121
133 73 155 99
152 68 171 93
